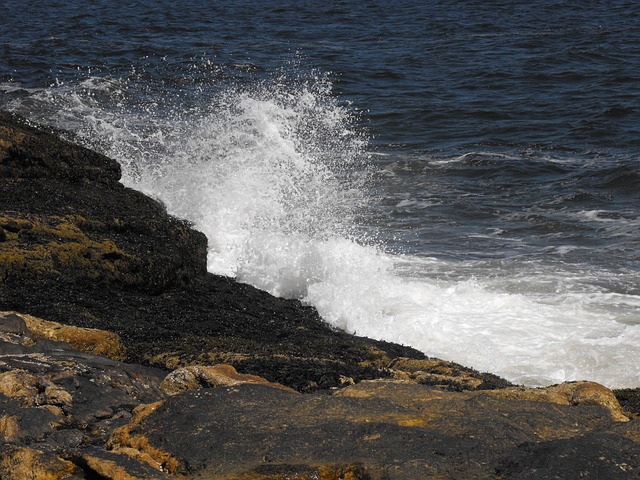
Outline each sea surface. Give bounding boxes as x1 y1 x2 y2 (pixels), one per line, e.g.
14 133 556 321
1 0 639 388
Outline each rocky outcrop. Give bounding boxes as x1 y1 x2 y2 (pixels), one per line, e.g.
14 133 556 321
0 311 170 478
0 313 165 439
2 309 634 479
0 110 207 293
105 381 638 479
1 110 639 479
0 446 80 480
160 364 299 395
0 308 638 479
3 311 126 361
485 380 630 423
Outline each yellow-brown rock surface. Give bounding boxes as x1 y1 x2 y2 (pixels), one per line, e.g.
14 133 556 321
160 364 299 395
5 311 126 361
485 380 629 422
0 446 80 480
105 381 639 479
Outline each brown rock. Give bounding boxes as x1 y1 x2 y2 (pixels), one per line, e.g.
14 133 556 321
0 314 167 453
559 381 629 421
0 369 38 402
0 445 80 480
160 364 299 395
107 401 180 474
74 451 171 480
485 381 629 422
388 356 511 390
5 311 126 361
0 415 20 443
40 381 73 408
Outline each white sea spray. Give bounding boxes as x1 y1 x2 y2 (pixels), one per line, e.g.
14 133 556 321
4 65 639 388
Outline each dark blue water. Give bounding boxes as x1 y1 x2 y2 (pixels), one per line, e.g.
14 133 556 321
2 0 639 387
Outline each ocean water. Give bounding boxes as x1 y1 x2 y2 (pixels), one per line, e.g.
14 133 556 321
1 1 639 388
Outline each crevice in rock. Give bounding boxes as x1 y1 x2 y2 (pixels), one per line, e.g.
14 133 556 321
67 456 110 480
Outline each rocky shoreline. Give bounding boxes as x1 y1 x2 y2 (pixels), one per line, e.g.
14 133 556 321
1 109 639 478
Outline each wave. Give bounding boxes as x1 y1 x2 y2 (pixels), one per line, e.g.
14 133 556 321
2 64 639 388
